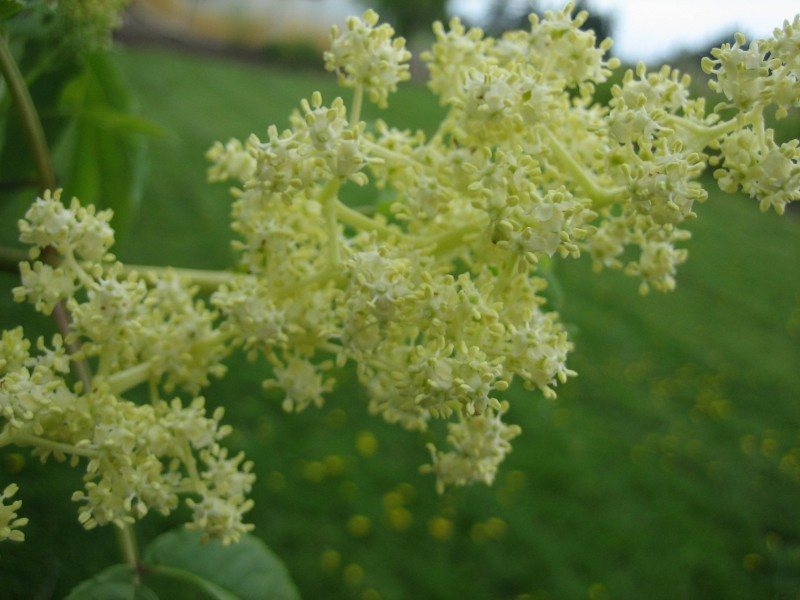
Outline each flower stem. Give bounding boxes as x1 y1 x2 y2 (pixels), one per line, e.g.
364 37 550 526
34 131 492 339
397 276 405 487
0 429 14 449
11 432 99 458
320 178 342 266
414 215 489 255
0 245 29 273
665 114 741 146
539 125 623 208
116 524 140 573
106 362 152 396
123 265 244 293
0 33 56 190
350 84 363 127
335 200 399 236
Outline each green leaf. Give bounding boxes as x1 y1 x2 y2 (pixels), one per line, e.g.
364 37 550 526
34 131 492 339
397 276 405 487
0 0 25 20
66 564 158 600
58 105 166 137
55 51 146 240
140 566 239 600
143 529 300 600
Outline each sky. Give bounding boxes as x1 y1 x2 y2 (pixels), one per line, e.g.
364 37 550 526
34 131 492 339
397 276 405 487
448 0 800 63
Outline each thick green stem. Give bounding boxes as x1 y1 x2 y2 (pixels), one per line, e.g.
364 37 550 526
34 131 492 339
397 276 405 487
11 432 99 458
106 362 152 396
665 114 742 146
335 200 400 237
413 215 489 255
0 34 56 189
0 245 29 271
540 126 623 208
116 524 139 572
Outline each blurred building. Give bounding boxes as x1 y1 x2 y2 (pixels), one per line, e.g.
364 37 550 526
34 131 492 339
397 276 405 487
129 0 365 49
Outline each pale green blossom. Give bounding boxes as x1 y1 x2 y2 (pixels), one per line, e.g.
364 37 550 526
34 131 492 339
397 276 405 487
324 10 411 108
0 484 27 544
4 6 800 529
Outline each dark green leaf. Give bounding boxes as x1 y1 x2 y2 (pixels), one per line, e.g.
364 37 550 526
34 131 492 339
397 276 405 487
57 105 166 137
56 51 146 239
66 564 158 600
0 17 81 187
0 0 25 20
144 529 300 600
140 566 238 600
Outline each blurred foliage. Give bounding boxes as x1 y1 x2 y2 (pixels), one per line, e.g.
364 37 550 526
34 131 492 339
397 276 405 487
262 40 322 70
370 0 447 37
0 0 146 240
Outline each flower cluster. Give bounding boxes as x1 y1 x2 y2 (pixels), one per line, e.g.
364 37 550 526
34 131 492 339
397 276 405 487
324 9 411 108
2 192 253 545
0 484 27 545
4 6 799 531
702 18 800 214
204 6 799 492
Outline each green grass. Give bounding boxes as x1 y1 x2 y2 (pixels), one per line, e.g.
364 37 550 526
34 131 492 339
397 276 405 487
1 46 800 599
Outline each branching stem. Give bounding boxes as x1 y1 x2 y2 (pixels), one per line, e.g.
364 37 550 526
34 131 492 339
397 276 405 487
122 265 244 293
0 33 55 189
106 362 153 396
539 126 624 208
10 432 99 458
335 200 399 236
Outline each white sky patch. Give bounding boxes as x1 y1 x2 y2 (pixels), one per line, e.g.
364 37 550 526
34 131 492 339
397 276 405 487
448 0 800 63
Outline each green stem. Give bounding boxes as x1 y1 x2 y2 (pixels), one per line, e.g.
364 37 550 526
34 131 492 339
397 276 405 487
492 254 518 299
181 440 200 482
364 141 420 166
665 114 741 146
0 429 13 449
350 84 363 127
0 245 29 272
319 178 341 266
318 340 346 356
0 33 56 189
106 362 153 396
51 301 93 391
116 524 139 572
0 178 39 192
413 215 489 255
122 265 244 293
540 126 623 208
64 251 98 291
335 200 400 236
11 432 99 458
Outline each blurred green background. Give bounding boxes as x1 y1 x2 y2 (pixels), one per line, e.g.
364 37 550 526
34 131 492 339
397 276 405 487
1 39 800 599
